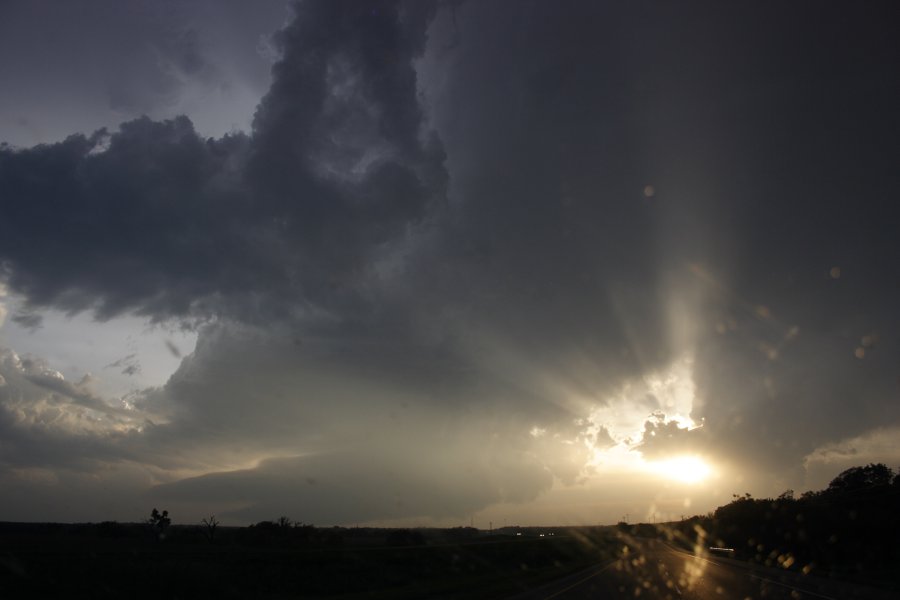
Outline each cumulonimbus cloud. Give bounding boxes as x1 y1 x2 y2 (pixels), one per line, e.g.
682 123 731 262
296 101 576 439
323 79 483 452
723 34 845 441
0 0 898 523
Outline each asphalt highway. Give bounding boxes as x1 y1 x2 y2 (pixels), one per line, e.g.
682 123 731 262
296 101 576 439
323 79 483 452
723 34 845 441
510 538 894 599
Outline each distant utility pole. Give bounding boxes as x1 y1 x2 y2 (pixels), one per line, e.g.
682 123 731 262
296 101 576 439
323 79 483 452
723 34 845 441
489 521 493 534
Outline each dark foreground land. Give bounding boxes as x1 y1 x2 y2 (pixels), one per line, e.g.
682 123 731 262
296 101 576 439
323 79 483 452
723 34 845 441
0 523 619 599
2 464 898 598
515 537 895 600
2 521 898 599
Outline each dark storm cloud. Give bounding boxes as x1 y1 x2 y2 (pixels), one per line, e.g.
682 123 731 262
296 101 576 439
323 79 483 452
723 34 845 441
0 0 898 523
0 118 254 319
133 322 592 490
105 353 141 377
418 0 899 479
0 0 288 146
0 0 535 522
637 415 706 460
164 340 182 358
10 311 42 331
152 449 545 525
244 0 447 311
0 0 445 324
0 321 593 522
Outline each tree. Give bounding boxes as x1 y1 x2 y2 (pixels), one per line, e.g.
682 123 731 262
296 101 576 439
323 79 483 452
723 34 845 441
201 515 219 543
777 489 795 501
148 508 171 540
826 463 894 493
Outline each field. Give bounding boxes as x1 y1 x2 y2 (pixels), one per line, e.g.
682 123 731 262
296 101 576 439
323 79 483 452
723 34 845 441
0 523 621 599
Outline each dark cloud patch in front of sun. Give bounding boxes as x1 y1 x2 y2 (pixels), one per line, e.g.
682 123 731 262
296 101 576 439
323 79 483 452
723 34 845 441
636 415 706 461
10 311 43 331
105 353 141 377
164 340 182 359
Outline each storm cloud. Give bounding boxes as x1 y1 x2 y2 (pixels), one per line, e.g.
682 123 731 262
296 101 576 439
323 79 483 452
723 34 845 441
0 0 898 524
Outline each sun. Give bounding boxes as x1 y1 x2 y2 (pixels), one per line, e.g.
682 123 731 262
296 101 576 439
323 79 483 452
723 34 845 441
650 456 712 484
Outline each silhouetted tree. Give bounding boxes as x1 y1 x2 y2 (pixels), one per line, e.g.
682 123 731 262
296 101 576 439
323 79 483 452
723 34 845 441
697 463 900 577
148 508 171 540
201 515 219 543
826 463 893 493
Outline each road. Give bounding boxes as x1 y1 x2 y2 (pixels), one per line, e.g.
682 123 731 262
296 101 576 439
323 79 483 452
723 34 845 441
510 538 894 599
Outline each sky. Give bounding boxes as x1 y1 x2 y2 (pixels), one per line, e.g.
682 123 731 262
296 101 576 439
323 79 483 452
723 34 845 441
0 0 898 527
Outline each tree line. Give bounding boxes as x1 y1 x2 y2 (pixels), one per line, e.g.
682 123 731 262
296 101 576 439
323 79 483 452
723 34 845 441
662 463 900 583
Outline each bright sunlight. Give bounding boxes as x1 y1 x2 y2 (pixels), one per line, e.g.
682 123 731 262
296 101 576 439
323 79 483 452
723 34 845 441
649 456 712 484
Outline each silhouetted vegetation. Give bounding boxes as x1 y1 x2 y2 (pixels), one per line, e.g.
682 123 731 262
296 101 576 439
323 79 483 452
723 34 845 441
655 463 900 588
146 508 170 541
200 515 219 543
0 517 619 598
3 465 896 597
